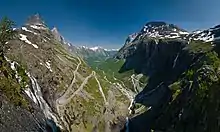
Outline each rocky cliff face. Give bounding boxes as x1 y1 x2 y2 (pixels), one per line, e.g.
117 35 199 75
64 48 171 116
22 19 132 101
0 14 131 132
117 22 220 132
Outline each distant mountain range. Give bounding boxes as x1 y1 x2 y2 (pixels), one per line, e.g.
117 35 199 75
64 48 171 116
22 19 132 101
50 24 119 59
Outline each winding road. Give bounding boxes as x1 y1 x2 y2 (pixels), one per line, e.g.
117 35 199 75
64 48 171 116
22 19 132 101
56 57 82 104
94 72 107 104
62 71 94 105
56 56 108 109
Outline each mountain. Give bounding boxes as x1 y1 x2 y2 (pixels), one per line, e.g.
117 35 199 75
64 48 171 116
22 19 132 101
76 46 118 68
188 25 220 42
125 21 189 44
51 27 65 44
2 13 220 132
49 27 119 64
116 21 220 59
116 22 188 59
78 46 118 59
49 31 120 69
0 14 132 132
117 21 220 132
26 14 46 26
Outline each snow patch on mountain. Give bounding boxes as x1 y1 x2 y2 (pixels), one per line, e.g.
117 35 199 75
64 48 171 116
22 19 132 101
30 25 46 30
193 34 214 42
66 42 71 46
141 22 189 39
80 46 118 52
125 22 190 44
45 61 53 72
124 21 220 45
179 31 189 35
19 34 39 49
189 25 220 42
104 48 119 51
81 46 89 49
21 27 38 35
126 33 138 43
89 46 102 51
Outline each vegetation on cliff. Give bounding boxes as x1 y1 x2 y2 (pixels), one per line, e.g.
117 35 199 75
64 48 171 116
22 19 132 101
0 17 28 107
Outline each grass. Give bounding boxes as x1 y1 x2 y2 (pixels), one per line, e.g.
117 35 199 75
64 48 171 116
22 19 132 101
0 57 28 108
56 81 67 93
88 57 150 94
185 40 213 53
169 81 182 101
92 58 135 86
17 64 29 88
86 77 104 104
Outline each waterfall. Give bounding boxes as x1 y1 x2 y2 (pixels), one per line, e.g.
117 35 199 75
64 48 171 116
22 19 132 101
125 117 130 132
25 73 63 129
4 56 62 130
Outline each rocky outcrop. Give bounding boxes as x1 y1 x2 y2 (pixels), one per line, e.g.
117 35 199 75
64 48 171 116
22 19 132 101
0 94 46 132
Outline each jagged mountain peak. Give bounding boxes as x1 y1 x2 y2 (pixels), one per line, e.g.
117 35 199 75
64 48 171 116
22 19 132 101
25 13 46 26
124 21 189 44
141 21 189 36
51 27 59 32
145 21 167 27
144 22 183 31
51 26 65 43
143 21 186 30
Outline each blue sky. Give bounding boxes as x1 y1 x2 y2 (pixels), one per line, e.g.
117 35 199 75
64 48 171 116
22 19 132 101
1 0 220 48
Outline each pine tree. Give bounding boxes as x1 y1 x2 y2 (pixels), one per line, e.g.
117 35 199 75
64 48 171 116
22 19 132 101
0 17 16 57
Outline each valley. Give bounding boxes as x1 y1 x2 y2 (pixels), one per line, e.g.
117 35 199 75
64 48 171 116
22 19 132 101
1 14 220 132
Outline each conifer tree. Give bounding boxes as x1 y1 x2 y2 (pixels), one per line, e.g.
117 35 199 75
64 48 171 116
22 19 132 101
0 17 16 57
